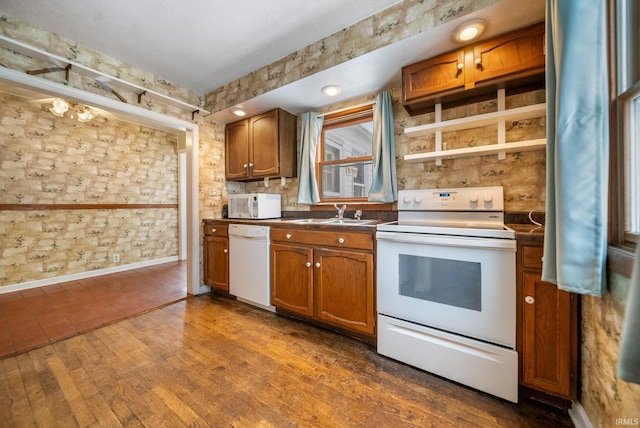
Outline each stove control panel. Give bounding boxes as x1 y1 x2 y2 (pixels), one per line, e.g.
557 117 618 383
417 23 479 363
398 186 504 211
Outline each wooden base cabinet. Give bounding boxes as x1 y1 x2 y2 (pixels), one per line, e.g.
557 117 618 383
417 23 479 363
270 227 376 337
315 248 374 335
516 237 578 402
203 223 229 292
271 243 314 316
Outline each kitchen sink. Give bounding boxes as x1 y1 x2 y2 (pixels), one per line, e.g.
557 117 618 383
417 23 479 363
326 218 376 225
286 218 376 226
286 218 335 224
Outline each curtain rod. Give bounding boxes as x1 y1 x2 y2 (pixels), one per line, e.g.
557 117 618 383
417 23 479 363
317 100 376 118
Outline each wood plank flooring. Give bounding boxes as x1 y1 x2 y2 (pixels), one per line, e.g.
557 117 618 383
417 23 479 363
1 293 573 427
0 261 186 358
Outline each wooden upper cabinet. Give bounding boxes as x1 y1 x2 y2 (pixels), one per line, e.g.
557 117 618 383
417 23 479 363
250 111 280 177
469 23 546 87
403 49 466 103
402 22 545 115
225 120 250 180
225 108 297 181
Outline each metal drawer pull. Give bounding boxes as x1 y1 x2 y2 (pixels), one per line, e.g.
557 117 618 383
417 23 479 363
286 233 292 239
338 237 345 244
525 296 535 304
457 63 463 70
243 163 248 169
224 249 228 253
475 57 481 65
315 262 321 268
211 228 216 233
306 262 311 267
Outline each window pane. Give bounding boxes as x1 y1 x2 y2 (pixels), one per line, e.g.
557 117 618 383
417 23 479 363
626 94 640 234
320 113 374 200
324 121 373 161
321 160 373 199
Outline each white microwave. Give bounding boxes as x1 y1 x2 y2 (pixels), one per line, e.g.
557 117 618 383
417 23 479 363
228 193 282 219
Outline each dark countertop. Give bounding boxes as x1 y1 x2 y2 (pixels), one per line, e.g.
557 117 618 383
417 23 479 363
204 218 545 236
507 223 545 242
203 217 384 231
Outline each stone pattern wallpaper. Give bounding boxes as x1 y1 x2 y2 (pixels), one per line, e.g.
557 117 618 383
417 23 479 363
581 274 640 427
245 87 547 214
0 92 180 286
2 2 639 425
205 0 502 113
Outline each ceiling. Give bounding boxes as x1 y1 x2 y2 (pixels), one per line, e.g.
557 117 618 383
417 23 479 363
0 0 545 123
0 0 402 95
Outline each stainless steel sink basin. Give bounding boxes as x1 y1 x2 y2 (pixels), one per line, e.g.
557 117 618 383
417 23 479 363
326 219 376 225
286 218 334 224
286 218 376 226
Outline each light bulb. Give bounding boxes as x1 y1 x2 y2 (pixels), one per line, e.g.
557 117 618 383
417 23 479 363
321 85 342 97
49 99 69 117
452 19 487 43
77 108 94 122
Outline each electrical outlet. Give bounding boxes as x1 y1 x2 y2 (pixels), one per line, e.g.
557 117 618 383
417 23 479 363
113 254 120 263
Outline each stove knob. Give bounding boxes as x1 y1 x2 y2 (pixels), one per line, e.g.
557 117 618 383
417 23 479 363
403 195 412 204
484 193 493 202
470 193 479 203
413 196 422 204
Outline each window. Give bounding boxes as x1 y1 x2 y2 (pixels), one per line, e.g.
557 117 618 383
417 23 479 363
610 0 640 248
319 106 373 201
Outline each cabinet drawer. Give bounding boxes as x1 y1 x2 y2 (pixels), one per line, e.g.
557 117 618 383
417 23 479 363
271 228 374 251
522 245 543 269
203 224 228 237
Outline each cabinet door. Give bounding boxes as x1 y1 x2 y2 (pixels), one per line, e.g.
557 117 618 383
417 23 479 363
314 248 375 335
203 236 229 292
470 23 545 87
522 272 575 398
250 110 280 177
402 49 466 103
270 243 314 316
225 119 249 180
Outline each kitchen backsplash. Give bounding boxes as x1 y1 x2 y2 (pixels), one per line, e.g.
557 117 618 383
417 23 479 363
243 87 547 214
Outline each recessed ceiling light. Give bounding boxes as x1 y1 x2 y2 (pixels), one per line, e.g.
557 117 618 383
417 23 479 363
321 85 342 97
452 19 487 43
232 108 247 117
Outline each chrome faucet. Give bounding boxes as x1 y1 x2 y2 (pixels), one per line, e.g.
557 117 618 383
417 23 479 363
334 203 347 218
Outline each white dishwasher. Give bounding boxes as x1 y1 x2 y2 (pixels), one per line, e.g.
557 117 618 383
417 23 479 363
228 224 275 311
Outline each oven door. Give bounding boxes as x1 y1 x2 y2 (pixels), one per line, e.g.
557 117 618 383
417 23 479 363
376 231 516 348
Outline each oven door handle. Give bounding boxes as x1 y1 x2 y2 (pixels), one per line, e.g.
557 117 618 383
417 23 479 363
376 231 516 251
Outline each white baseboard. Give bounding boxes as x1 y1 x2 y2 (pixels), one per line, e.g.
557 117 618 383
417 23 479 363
0 256 179 294
569 401 594 428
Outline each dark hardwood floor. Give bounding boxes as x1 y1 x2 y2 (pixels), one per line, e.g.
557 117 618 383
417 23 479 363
0 261 186 359
0 282 573 427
